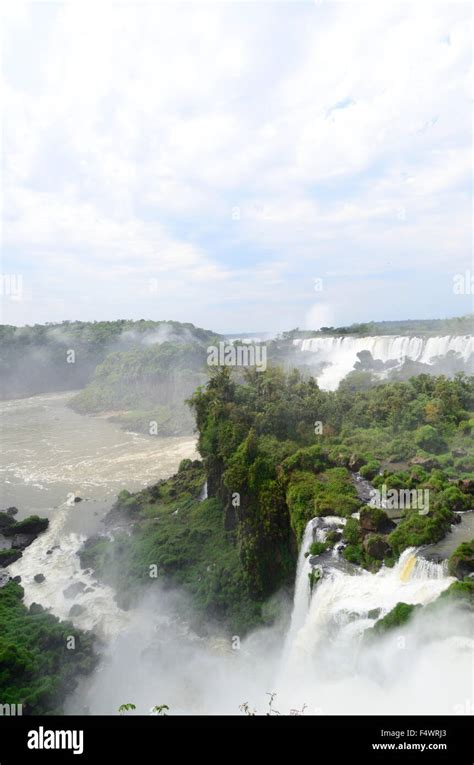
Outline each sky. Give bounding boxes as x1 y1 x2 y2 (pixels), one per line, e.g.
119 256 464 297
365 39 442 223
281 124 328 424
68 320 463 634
1 0 472 333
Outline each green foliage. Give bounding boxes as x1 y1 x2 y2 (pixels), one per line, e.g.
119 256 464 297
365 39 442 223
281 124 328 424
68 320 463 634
81 368 473 633
414 425 447 454
448 540 474 579
308 542 327 556
369 602 419 634
0 319 219 401
1 515 49 537
359 460 380 480
118 703 136 714
343 545 363 565
438 579 474 604
388 511 453 556
70 341 209 435
0 582 96 714
343 518 362 545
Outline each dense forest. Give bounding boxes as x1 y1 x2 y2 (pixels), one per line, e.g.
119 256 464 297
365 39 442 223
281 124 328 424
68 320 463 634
79 369 474 633
0 320 220 400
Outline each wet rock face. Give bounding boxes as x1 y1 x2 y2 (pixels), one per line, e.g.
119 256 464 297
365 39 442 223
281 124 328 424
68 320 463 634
11 533 37 550
0 570 11 588
0 549 22 566
68 603 85 618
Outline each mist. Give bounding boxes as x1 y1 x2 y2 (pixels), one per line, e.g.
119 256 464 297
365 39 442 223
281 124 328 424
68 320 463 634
65 564 473 717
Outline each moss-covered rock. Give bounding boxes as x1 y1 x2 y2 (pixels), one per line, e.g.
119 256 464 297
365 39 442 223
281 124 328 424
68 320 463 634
2 515 49 538
448 541 474 580
363 534 391 560
360 506 391 534
369 602 419 635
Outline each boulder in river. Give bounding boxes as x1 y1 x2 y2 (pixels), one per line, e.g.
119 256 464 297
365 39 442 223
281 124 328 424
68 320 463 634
448 541 474 580
34 573 46 584
0 549 22 566
2 515 49 537
11 533 37 550
69 604 85 617
0 512 16 530
63 582 87 599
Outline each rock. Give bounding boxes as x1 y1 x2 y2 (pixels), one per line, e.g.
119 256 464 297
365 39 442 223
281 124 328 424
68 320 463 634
0 512 16 530
12 575 21 583
0 549 22 566
452 448 467 458
63 582 87 599
348 454 365 471
448 541 474 580
363 534 391 560
408 456 438 470
34 573 45 584
0 570 11 588
368 607 381 619
5 507 19 516
360 507 392 534
459 479 474 495
11 533 37 550
2 515 49 537
74 497 83 503
46 546 60 555
68 604 85 617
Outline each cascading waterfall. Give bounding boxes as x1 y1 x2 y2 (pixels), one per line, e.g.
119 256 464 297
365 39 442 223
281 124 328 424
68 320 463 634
9 502 129 638
282 519 455 679
293 335 473 390
283 516 346 654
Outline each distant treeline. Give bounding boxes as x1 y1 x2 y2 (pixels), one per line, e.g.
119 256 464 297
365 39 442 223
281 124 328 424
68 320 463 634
282 315 473 339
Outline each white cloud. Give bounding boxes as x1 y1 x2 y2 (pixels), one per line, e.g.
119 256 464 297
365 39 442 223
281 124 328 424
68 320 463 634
1 0 471 329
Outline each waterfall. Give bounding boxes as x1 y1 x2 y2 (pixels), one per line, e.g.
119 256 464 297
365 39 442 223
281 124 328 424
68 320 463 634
293 335 473 390
198 481 208 501
283 542 453 675
283 517 346 654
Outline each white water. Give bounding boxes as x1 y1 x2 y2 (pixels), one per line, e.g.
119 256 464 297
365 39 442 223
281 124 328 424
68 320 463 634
8 501 130 638
294 335 473 389
68 518 473 715
285 529 453 673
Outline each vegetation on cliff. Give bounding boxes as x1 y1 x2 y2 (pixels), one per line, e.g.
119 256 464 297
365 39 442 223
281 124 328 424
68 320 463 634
81 369 473 632
0 582 97 714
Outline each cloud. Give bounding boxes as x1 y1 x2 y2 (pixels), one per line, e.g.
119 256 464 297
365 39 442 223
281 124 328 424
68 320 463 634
1 1 472 330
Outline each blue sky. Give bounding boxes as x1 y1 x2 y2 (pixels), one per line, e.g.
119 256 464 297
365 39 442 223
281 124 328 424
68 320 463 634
1 0 472 332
